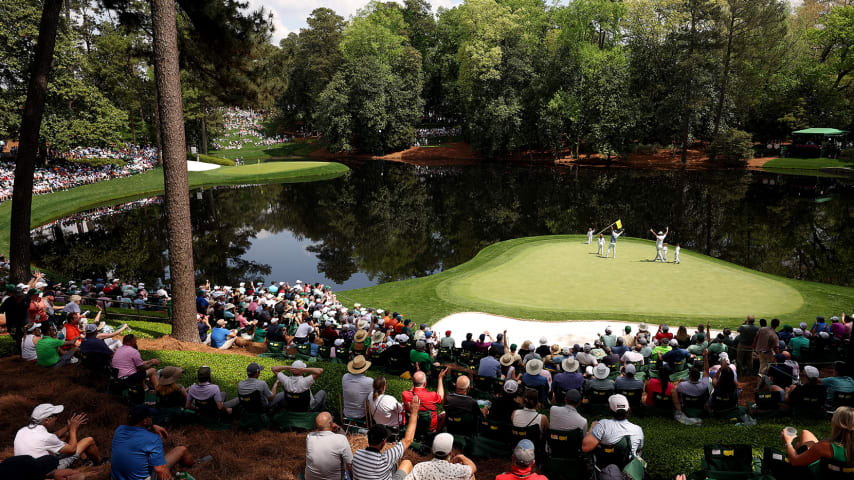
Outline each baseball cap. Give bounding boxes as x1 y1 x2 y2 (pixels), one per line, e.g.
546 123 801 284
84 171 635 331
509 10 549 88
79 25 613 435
669 339 679 347
565 389 582 404
85 323 98 333
624 364 636 375
129 404 152 424
804 366 820 379
247 362 264 375
31 403 63 422
432 433 454 456
513 439 536 466
292 360 307 369
503 379 519 394
609 394 629 413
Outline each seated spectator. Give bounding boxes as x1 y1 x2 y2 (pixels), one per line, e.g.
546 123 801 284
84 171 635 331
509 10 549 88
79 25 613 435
79 320 126 359
553 357 584 397
475 332 493 353
154 366 187 407
822 361 854 404
576 344 598 367
489 379 521 423
785 365 826 408
369 376 404 428
343 355 374 420
352 330 369 355
549 389 587 432
582 394 644 456
674 353 710 414
500 353 520 380
812 316 830 335
584 364 615 395
601 327 617 348
197 315 211 344
186 365 231 414
686 334 707 356
768 352 797 388
209 319 241 349
410 340 435 372
511 389 549 439
782 406 854 472
789 328 810 360
294 318 317 344
14 404 102 470
645 365 674 407
20 322 43 362
305 412 352 480
496 439 548 480
661 340 690 366
112 334 160 388
440 330 455 349
521 358 549 404
709 352 738 383
271 360 327 411
615 364 643 391
407 433 477 480
0 454 81 480
710 357 739 411
478 346 502 378
111 405 194 480
224 362 282 410
402 369 447 432
654 324 673 344
611 337 628 358
445 375 488 419
35 326 78 368
621 345 644 366
352 397 421 480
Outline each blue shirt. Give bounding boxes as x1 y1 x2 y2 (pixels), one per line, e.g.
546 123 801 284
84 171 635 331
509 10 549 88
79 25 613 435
110 425 166 480
195 296 209 315
662 348 690 364
822 376 854 401
197 321 208 342
553 372 584 392
210 327 229 348
477 356 501 378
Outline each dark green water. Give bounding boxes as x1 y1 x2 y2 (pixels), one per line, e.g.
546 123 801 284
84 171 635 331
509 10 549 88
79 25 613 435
30 162 854 290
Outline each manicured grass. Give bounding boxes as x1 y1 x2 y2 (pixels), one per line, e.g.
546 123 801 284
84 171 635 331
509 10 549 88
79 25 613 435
209 139 321 163
338 235 854 329
0 161 349 257
762 157 853 170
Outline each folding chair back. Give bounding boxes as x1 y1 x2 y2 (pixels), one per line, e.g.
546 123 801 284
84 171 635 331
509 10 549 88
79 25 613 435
267 341 284 354
296 343 311 357
318 346 332 360
589 388 613 405
833 391 854 409
652 392 673 410
286 390 311 412
446 413 478 436
239 390 266 414
547 428 583 459
763 447 810 480
619 389 643 408
594 436 632 471
194 396 221 416
703 444 753 474
821 458 854 480
480 418 511 441
755 391 780 410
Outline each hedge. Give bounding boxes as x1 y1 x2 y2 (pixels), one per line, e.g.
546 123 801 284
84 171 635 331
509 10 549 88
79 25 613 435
186 152 236 166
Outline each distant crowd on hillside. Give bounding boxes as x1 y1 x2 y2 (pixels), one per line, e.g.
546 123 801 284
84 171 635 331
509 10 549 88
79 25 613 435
211 108 290 150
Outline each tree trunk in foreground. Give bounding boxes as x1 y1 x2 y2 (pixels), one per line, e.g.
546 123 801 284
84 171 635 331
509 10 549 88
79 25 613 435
150 0 198 342
9 0 63 284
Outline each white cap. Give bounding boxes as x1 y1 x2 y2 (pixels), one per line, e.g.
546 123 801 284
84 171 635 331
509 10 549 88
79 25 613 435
609 394 629 412
432 433 454 456
539 337 548 345
804 366 820 379
31 403 64 422
292 360 307 369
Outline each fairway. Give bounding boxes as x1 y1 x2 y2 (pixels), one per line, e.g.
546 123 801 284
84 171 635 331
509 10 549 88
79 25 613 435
439 238 802 318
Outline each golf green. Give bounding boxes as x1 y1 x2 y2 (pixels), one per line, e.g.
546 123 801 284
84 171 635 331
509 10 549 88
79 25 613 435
438 237 802 318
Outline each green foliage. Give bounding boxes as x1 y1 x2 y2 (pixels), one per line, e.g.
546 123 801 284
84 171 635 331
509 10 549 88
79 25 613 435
189 153 236 166
707 128 755 167
66 157 126 167
843 148 854 163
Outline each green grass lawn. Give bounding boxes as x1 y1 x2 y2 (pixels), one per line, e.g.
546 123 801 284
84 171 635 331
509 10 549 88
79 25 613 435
209 139 321 163
762 157 853 170
339 235 854 329
0 161 348 257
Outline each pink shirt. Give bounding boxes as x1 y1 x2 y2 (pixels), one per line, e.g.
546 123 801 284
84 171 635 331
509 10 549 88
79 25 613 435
112 345 144 377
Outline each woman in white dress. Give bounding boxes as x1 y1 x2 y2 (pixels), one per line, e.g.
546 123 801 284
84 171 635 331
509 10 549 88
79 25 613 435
368 376 404 429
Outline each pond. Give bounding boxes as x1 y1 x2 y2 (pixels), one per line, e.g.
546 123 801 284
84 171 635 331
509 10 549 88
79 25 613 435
30 162 854 290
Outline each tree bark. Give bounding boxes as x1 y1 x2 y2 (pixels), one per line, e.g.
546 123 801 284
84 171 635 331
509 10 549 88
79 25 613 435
150 0 198 342
9 0 63 284
712 13 736 139
201 101 208 155
680 5 697 165
153 77 163 165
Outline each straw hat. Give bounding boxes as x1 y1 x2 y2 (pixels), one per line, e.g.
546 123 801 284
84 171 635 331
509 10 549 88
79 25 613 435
354 330 368 343
525 359 543 376
500 353 514 366
159 366 183 386
561 357 580 373
550 344 561 355
347 355 371 375
371 330 385 344
69 294 82 303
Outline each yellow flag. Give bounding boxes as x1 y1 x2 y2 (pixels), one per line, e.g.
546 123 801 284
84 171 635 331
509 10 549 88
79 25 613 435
615 219 622 229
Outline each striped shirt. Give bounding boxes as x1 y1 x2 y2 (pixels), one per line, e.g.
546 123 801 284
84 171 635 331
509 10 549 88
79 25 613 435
352 443 405 480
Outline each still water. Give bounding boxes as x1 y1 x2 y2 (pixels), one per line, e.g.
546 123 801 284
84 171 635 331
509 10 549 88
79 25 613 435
31 162 854 290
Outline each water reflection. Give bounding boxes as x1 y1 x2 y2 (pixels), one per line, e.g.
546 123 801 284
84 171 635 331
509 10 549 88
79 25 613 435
31 163 854 289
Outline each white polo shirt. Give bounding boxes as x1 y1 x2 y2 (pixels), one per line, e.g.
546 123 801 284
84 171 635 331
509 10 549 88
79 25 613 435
14 425 66 457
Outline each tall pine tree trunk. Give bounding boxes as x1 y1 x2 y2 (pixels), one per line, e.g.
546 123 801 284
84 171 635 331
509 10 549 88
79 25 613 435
712 14 736 139
680 6 697 165
9 0 63 284
150 0 198 342
153 78 163 165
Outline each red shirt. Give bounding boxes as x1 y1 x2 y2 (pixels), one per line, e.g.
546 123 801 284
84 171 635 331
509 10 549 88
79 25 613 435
63 323 81 341
496 465 548 480
654 332 673 343
644 378 675 406
402 387 442 431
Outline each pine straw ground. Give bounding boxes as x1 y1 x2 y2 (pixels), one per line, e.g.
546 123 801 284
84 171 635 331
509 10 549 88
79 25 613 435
0 355 516 480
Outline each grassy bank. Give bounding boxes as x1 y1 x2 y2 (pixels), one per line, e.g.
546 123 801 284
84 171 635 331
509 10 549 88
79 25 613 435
209 139 321 163
762 157 852 170
0 161 349 256
338 235 854 329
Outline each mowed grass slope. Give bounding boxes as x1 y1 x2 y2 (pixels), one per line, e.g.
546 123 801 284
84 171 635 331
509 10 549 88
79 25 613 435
0 161 349 256
339 235 854 329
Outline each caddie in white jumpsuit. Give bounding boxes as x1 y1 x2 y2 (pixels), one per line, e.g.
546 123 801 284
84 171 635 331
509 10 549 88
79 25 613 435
606 227 624 258
587 228 594 244
649 227 669 262
597 233 605 256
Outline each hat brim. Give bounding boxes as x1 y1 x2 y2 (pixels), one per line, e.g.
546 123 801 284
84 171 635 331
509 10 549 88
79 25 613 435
347 360 371 375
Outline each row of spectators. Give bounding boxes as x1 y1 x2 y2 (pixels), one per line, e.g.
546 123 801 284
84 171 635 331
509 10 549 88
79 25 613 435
211 107 289 150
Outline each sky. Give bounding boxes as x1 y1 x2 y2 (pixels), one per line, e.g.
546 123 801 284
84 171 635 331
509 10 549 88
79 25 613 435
246 0 464 44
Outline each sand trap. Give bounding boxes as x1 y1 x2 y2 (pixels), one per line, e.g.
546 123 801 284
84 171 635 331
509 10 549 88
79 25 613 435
187 160 221 171
432 312 720 347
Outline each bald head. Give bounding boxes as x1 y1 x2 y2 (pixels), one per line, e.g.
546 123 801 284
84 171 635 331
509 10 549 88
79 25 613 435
315 412 333 431
413 371 426 387
455 375 470 393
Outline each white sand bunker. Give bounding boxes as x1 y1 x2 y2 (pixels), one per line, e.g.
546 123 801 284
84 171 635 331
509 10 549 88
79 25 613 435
187 160 221 171
432 312 720 347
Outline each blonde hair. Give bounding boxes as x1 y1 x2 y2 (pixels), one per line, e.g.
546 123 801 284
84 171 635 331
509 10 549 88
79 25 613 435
830 407 854 464
372 376 387 400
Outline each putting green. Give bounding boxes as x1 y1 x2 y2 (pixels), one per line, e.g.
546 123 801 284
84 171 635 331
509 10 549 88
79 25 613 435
438 237 802 318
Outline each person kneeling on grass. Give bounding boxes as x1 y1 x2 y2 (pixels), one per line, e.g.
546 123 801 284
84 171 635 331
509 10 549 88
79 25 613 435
782 406 854 474
111 405 196 480
14 404 103 471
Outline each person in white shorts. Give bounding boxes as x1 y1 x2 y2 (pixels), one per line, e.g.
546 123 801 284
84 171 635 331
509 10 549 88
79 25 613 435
674 243 681 264
649 227 669 262
587 228 594 244
662 243 669 262
605 226 624 259
597 233 605 256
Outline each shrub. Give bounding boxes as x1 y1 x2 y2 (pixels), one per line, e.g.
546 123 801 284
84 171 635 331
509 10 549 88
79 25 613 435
186 152 235 166
707 129 754 167
842 148 854 163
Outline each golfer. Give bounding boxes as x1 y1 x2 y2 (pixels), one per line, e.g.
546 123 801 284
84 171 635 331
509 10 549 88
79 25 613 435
597 233 605 257
674 243 681 264
649 227 669 262
587 228 594 244
605 226 624 259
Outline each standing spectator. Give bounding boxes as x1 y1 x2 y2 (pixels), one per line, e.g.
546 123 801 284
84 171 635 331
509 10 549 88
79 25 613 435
582 394 644 456
271 360 327 411
352 397 422 480
753 318 780 377
14 404 102 469
495 440 548 480
343 355 374 420
1 284 29 353
111 405 195 480
305 412 352 480
789 328 810 361
406 433 477 480
402 369 448 432
736 316 758 377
